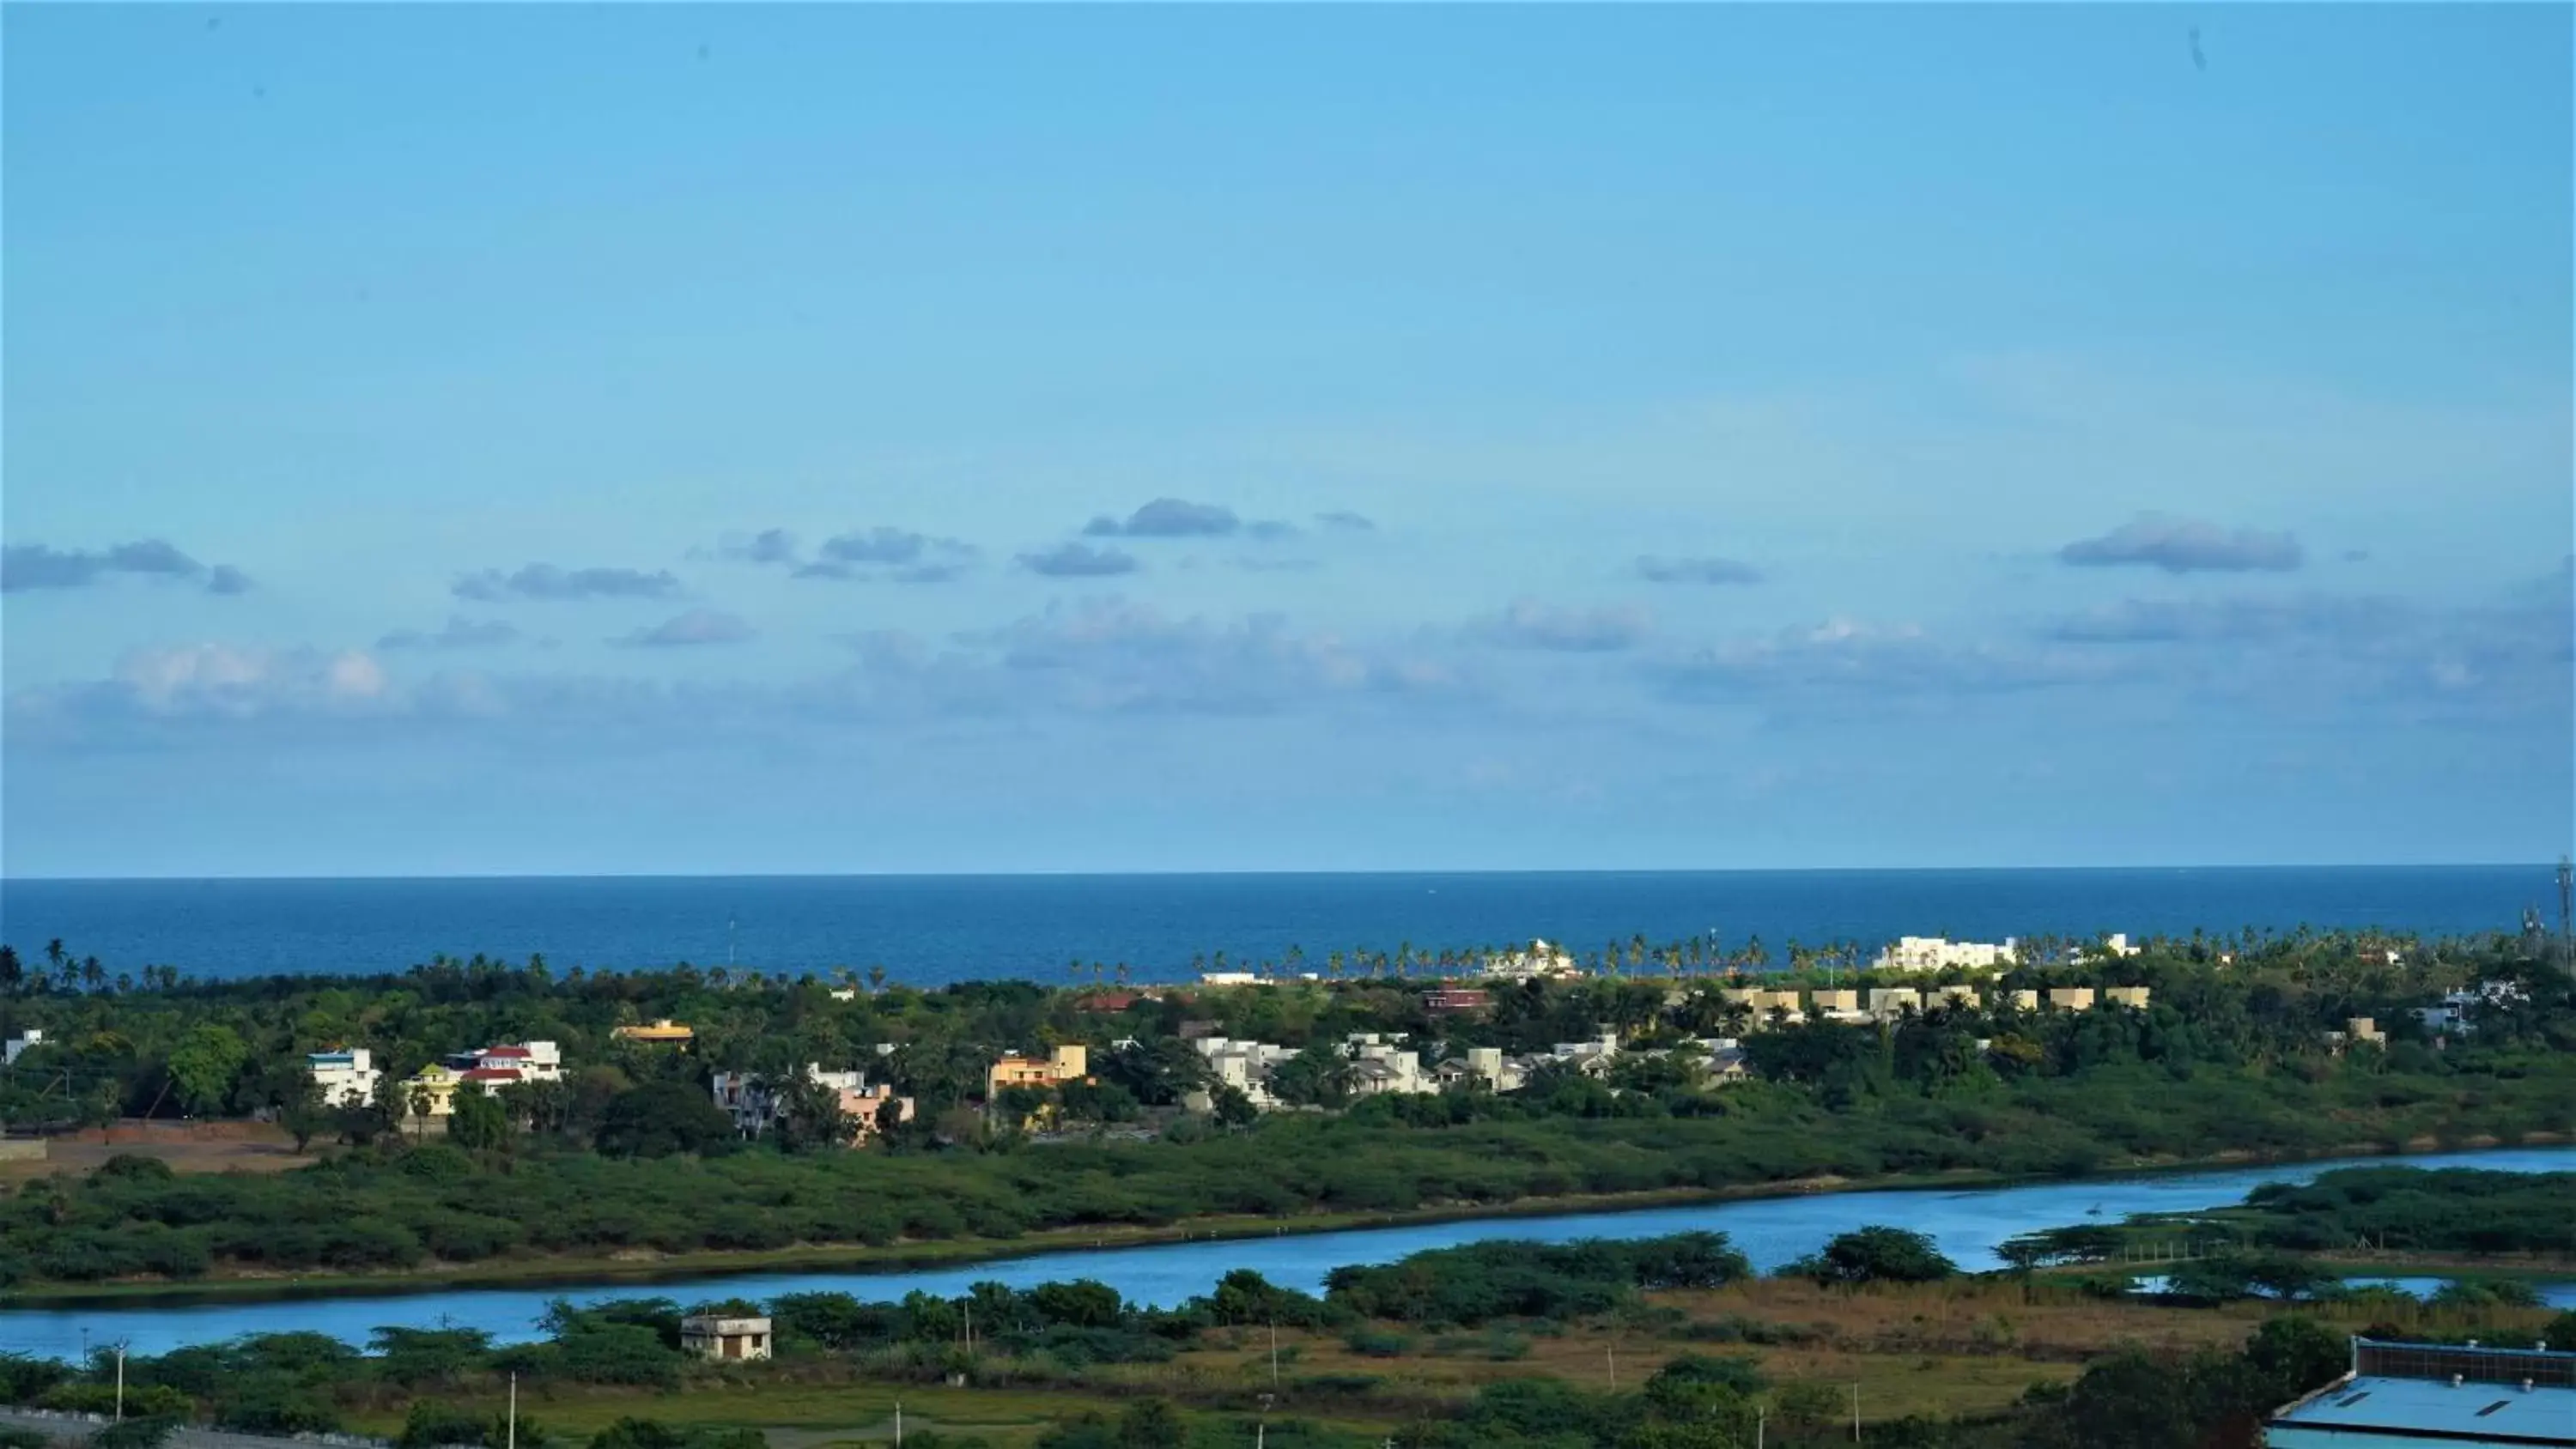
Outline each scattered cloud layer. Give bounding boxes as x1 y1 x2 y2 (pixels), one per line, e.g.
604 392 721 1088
1470 598 1653 652
1658 619 2117 700
1083 498 1242 538
2 540 252 596
1315 511 1376 532
614 609 754 648
1019 541 1141 578
1635 555 1764 586
377 616 524 652
796 527 978 583
2059 514 2303 573
708 528 799 565
454 563 685 602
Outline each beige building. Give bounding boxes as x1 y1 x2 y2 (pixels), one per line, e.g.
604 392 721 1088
2008 990 2041 1011
2103 986 2152 1009
1867 987 1923 1018
987 1044 1090 1099
680 1314 772 1361
1932 985 1983 1009
2046 988 2097 1011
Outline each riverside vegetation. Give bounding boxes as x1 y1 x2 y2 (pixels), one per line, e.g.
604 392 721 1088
4 1224 2571 1449
1 925 2572 1289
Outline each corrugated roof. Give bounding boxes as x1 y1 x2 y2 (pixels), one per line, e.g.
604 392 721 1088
2270 1376 2576 1443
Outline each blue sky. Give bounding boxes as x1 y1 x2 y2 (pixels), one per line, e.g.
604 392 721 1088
4 4 2569 876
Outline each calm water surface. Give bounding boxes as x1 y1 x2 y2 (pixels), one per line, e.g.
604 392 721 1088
8 1146 2569 1359
0 866 2547 985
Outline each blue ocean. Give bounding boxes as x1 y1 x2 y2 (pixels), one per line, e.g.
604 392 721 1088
0 866 2553 986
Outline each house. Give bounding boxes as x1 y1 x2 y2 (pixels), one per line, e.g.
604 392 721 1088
1344 1034 1433 1096
2325 1017 2388 1054
2263 1337 2574 1447
1867 987 1922 1019
2008 990 2041 1011
987 1044 1090 1099
1193 1036 1294 1107
306 1047 381 1107
2102 986 2151 1010
2099 934 2142 958
1483 939 1582 980
2045 988 2096 1012
2412 981 2528 1037
445 1040 564 1082
712 1064 915 1143
1076 991 1144 1012
394 1064 461 1118
1547 1030 1623 1075
1702 1046 1751 1084
1424 988 1492 1015
679 1314 773 1362
1199 972 1261 986
613 1019 695 1046
1810 990 1868 1022
1932 985 1983 1009
1721 987 1805 1024
1432 1046 1528 1094
3 1029 42 1066
1873 937 2015 973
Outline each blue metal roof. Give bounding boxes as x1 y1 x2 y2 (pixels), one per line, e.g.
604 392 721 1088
2271 1374 2576 1443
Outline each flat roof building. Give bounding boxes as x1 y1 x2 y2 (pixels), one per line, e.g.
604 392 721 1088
2266 1338 2576 1447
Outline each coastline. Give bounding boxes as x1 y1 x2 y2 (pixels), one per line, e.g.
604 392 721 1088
9 1131 2564 1310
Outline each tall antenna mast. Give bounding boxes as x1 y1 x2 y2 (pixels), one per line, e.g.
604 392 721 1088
2558 856 2573 973
728 912 738 970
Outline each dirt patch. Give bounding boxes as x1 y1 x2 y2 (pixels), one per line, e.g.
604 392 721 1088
0 1120 319 1184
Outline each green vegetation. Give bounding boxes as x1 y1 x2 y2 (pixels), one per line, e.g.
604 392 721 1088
7 1223 2570 1449
2001 1166 2576 1281
2 928 2572 1293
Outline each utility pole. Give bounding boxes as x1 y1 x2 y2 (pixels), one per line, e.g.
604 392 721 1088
894 1403 902 1447
1269 1319 1280 1389
1851 1383 1862 1441
507 1372 517 1449
112 1343 126 1423
1607 1343 1617 1392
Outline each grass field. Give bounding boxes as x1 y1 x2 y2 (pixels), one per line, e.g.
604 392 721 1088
316 1275 2562 1447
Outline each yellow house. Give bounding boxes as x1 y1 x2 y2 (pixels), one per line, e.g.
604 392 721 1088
1810 989 1862 1016
2008 990 2041 1011
2103 985 2151 1009
1934 985 1983 1009
2046 987 2097 1012
398 1064 460 1119
987 1044 1089 1099
613 1019 696 1046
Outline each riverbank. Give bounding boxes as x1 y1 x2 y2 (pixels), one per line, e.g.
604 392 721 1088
12 1131 2566 1309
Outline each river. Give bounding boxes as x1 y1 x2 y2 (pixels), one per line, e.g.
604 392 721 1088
6 1147 2570 1359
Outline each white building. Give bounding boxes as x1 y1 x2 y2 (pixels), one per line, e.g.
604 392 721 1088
1483 939 1583 980
2412 980 2527 1036
711 1064 911 1141
1192 1036 1296 1107
1547 1029 1624 1074
444 1040 564 1084
306 1047 382 1107
4 1028 45 1066
1873 937 2017 973
680 1314 772 1361
1433 1046 1528 1094
1343 1034 1434 1096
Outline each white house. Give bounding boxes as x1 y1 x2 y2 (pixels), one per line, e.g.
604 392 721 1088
1873 937 2016 973
711 1064 913 1142
4 1028 45 1066
444 1040 564 1083
1343 1034 1434 1096
1483 939 1583 980
1192 1036 1296 1107
306 1047 382 1107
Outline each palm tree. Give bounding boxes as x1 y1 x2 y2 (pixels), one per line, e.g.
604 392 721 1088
868 965 888 992
1115 962 1132 986
80 956 105 992
45 939 66 976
